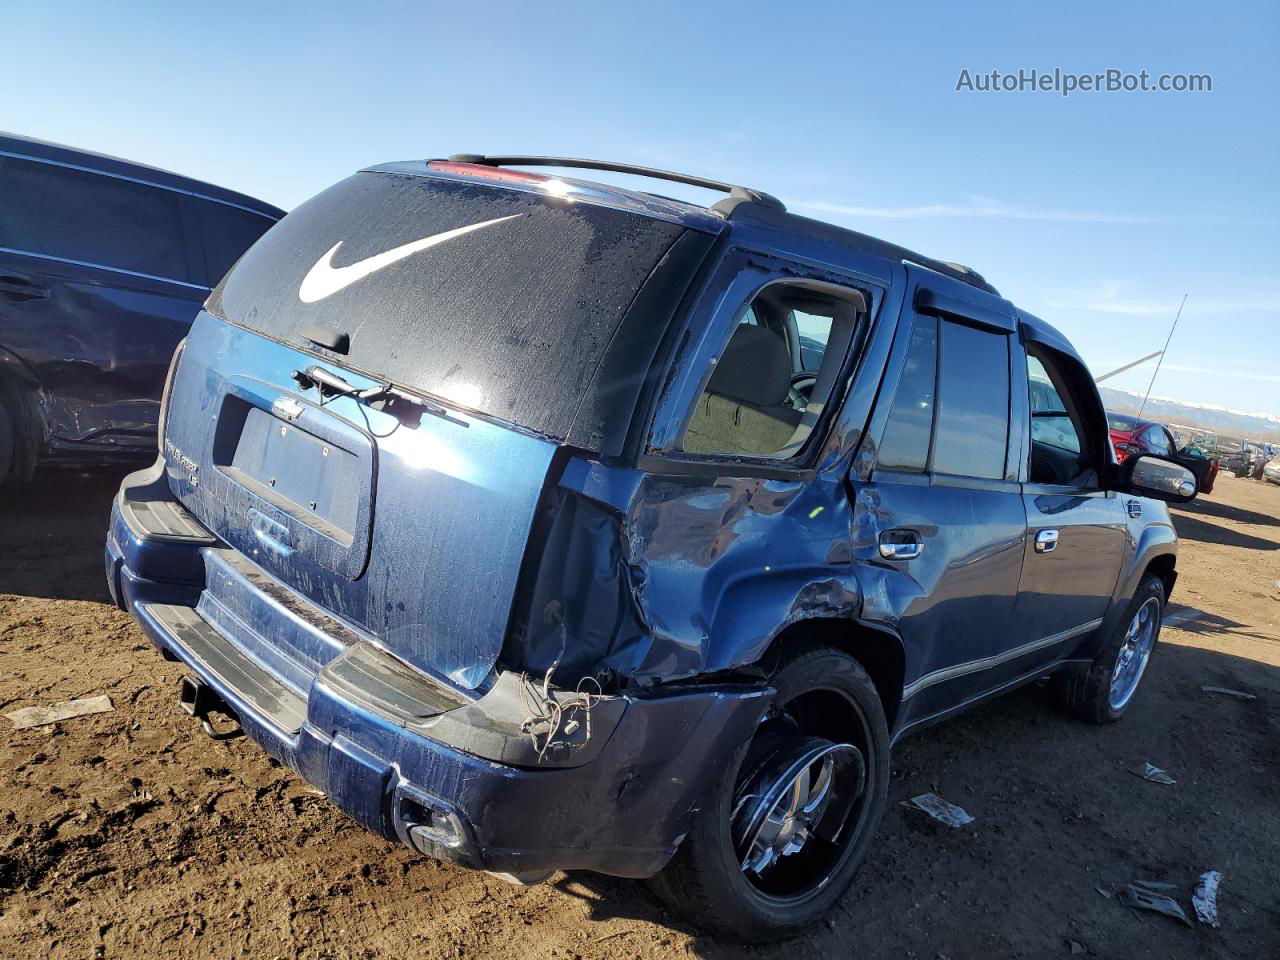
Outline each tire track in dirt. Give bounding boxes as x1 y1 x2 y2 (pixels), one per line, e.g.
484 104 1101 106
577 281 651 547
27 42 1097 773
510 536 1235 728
2 471 1277 958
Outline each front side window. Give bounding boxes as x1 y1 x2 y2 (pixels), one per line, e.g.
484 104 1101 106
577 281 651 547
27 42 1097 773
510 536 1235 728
1026 347 1100 486
1028 355 1082 454
932 320 1010 480
679 282 864 460
792 307 833 372
0 156 189 281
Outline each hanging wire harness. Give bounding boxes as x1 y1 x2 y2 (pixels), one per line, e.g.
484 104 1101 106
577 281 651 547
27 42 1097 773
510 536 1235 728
516 666 603 764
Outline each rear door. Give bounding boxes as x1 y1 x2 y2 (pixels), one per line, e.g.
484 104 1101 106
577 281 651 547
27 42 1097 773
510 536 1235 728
859 268 1027 724
0 153 205 451
1013 333 1127 672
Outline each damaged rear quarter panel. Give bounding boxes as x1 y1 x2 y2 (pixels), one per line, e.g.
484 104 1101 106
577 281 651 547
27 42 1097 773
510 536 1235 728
512 236 906 688
526 460 862 684
626 471 860 679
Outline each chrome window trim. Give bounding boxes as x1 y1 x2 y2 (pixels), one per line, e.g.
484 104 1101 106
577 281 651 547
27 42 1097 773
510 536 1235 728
0 246 212 292
0 149 278 220
901 618 1104 699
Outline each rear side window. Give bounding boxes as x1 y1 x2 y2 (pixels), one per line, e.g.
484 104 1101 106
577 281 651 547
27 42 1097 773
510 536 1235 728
195 199 276 286
877 314 938 472
793 308 832 372
933 321 1010 479
877 314 1010 479
0 155 189 282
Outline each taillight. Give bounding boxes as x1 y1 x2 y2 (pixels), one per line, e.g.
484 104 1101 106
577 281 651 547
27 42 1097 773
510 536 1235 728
157 338 186 450
426 160 549 185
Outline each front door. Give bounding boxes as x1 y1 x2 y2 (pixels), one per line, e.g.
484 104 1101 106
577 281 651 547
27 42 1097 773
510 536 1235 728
1012 334 1127 677
856 268 1027 728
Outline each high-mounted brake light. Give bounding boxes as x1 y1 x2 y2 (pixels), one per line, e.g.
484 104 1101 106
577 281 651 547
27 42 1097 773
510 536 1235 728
426 160 549 185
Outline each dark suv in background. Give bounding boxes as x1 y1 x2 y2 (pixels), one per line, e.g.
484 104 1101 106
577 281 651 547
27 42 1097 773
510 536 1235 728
107 155 1200 941
0 133 282 482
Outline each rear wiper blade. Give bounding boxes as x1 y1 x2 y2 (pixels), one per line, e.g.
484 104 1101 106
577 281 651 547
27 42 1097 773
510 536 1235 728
294 364 384 400
291 365 466 426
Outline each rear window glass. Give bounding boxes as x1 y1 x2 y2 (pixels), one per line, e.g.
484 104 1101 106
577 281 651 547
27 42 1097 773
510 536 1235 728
212 172 684 441
0 155 189 281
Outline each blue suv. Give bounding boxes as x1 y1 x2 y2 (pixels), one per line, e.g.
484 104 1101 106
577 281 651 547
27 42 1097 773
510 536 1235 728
106 155 1199 940
0 133 282 481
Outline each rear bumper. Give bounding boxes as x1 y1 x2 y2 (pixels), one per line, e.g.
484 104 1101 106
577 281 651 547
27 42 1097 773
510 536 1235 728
106 465 771 878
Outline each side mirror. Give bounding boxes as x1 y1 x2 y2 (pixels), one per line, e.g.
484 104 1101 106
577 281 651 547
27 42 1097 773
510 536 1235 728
1120 453 1198 503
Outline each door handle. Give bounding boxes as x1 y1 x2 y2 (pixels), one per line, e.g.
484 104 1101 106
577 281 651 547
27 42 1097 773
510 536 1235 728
1034 528 1059 553
0 275 50 301
879 529 923 560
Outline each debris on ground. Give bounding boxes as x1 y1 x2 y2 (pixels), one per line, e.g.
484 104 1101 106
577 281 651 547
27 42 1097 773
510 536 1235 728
1131 762 1176 785
903 793 974 827
1117 881 1192 926
1192 870 1222 928
1200 685 1257 700
1066 939 1087 955
4 695 115 730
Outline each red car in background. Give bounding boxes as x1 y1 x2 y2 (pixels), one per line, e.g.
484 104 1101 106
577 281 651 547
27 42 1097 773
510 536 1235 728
1108 412 1219 494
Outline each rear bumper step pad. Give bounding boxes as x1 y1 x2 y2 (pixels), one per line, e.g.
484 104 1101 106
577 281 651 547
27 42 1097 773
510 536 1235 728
141 602 307 734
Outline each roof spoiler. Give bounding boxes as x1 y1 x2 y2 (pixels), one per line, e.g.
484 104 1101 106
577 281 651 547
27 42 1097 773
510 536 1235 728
446 153 785 213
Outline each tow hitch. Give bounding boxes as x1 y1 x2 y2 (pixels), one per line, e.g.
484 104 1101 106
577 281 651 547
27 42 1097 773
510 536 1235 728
179 675 244 741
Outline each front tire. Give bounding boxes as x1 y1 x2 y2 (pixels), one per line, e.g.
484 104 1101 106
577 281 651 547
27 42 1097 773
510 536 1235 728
648 644 890 942
1056 574 1165 723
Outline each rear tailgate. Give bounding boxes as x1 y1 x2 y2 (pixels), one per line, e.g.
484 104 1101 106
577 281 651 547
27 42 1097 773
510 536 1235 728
160 167 691 690
164 314 557 690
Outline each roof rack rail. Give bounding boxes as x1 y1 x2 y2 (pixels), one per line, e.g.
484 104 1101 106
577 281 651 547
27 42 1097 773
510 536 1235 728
446 154 785 213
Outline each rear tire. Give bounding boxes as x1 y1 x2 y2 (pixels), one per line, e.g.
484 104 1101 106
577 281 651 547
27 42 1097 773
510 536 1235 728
647 644 890 942
1056 575 1165 723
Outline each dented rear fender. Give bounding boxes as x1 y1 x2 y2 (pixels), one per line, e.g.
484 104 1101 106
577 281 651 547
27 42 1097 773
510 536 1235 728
507 456 870 686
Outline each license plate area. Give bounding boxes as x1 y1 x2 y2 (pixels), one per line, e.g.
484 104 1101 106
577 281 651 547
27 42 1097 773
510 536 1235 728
228 407 359 543
207 381 376 580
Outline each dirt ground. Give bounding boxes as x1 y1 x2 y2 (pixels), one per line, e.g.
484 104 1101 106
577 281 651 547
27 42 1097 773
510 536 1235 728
1 469 1276 960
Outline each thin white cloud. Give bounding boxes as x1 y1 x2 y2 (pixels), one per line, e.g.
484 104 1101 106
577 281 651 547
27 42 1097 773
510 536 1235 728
794 195 1170 225
1045 282 1280 316
1160 364 1280 384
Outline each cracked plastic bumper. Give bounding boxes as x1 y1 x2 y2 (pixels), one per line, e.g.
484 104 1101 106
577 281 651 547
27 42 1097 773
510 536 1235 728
106 467 772 877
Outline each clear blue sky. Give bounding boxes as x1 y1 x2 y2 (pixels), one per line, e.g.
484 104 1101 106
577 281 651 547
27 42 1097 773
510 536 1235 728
6 1 1277 418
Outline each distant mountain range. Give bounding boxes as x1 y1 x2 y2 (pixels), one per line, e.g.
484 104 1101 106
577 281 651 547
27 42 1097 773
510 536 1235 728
1100 387 1280 443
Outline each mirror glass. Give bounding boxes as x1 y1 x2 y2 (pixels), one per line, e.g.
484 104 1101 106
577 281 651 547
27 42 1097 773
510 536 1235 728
1129 455 1197 500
